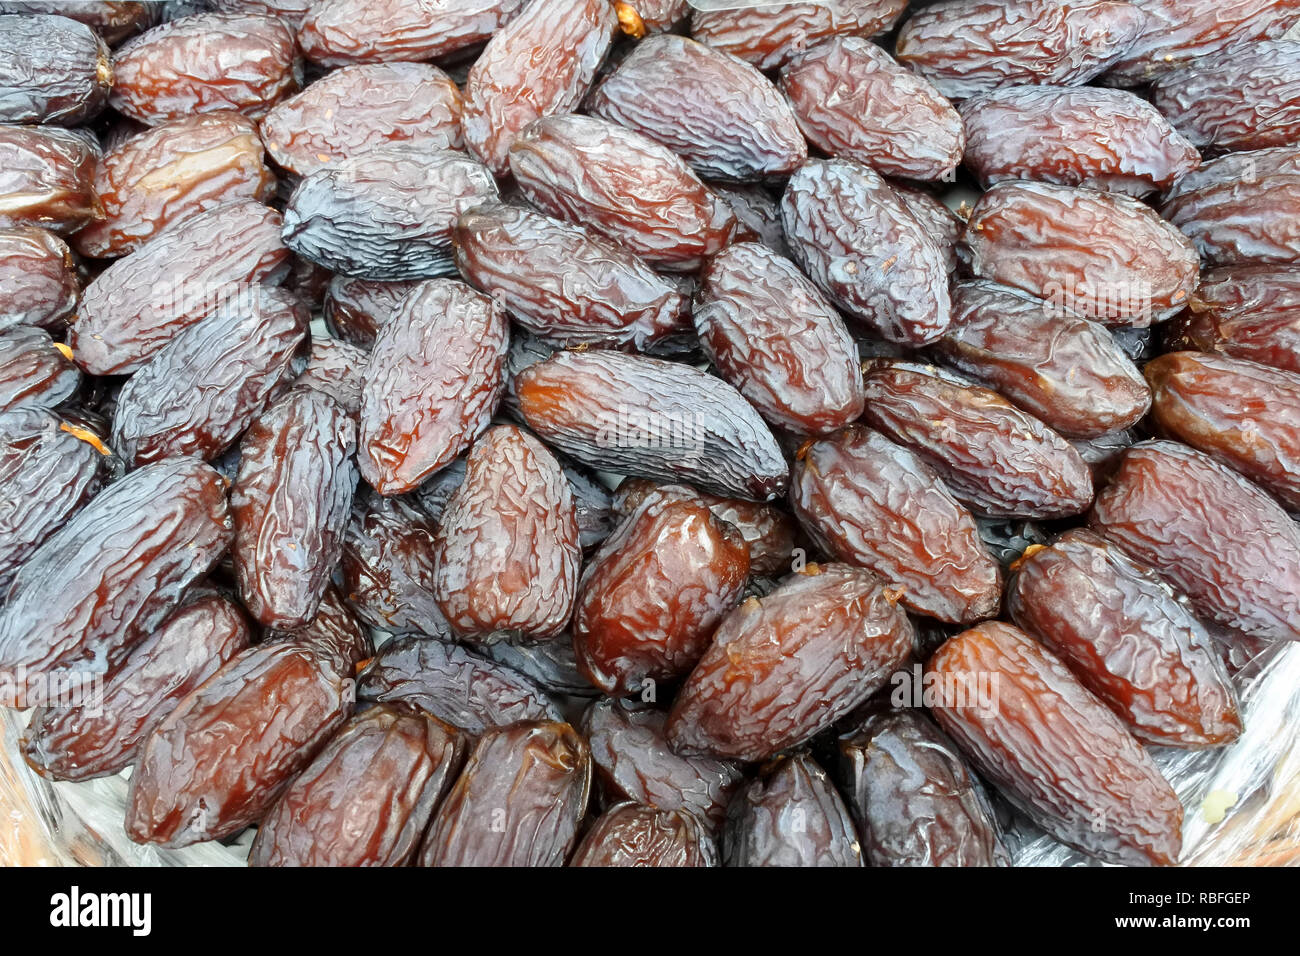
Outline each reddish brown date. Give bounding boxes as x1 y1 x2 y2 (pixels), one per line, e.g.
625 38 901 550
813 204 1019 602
780 159 951 346
723 752 863 868
291 337 366 418
125 641 353 848
928 622 1184 866
511 113 740 272
513 348 787 502
0 325 79 413
694 241 864 436
432 424 581 641
250 704 466 867
781 37 963 182
231 388 358 629
837 709 1009 867
0 458 232 676
0 124 100 233
1090 440 1300 643
263 583 374 671
893 183 961 275
322 276 419 351
454 202 686 351
418 721 591 867
0 13 112 125
0 227 77 332
1166 266 1300 373
462 0 616 177
0 2 155 45
1009 528 1242 747
690 0 907 71
791 427 1002 624
359 279 507 495
612 0 687 36
22 593 252 781
572 802 718 867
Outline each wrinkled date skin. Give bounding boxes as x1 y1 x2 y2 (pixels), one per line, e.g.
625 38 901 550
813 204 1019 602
359 279 507 495
960 86 1199 198
110 285 307 465
0 2 154 45
860 360 1094 519
283 146 497 281
231 389 358 629
0 408 103 590
0 227 77 332
780 37 964 182
613 0 688 36
264 583 374 671
612 478 798 577
514 348 787 502
583 698 743 831
290 337 366 418
0 325 78 413
691 0 907 71
70 200 292 376
587 34 806 182
894 0 1146 100
965 182 1200 325
432 424 581 641
418 721 591 867
299 0 529 67
357 637 562 735
260 62 463 178
1009 528 1242 747
74 111 276 259
1159 148 1300 269
322 275 419 351
894 183 961 275
1149 40 1300 151
1166 266 1300 373
837 710 1009 867
572 802 718 867
250 705 466 867
694 242 865 436
462 0 616 177
22 593 252 781
0 125 100 233
125 642 353 848
937 282 1152 438
928 622 1184 866
1090 440 1300 643
781 159 951 346
791 427 1002 624
1146 351 1300 511
666 564 914 762
109 12 299 125
454 202 686 351
0 458 232 676
572 493 749 696
723 752 863 868
511 113 740 272
0 13 111 125
485 633 596 698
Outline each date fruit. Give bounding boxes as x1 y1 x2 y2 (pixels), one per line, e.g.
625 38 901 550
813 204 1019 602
690 0 907 71
0 13 111 125
1166 266 1300 373
0 325 78 413
322 276 419 351
0 124 100 233
0 227 77 332
572 803 718 867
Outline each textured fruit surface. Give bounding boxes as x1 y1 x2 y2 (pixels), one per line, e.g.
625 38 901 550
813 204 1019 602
691 0 907 71
838 709 1009 866
514 348 787 501
511 113 740 272
109 12 298 125
965 181 1200 325
125 641 352 848
791 428 1002 624
322 276 418 351
230 388 358 629
781 36 963 182
484 633 595 698
291 337 366 418
1166 266 1300 373
0 458 231 676
1090 440 1300 642
928 621 1184 866
893 183 961 275
432 424 581 641
0 227 77 332
573 493 749 696
572 803 718 867
0 325 78 413
298 0 528 67
666 564 915 760
264 583 374 671
359 279 507 495
587 34 806 182
860 360 1094 519
454 202 685 351
1009 528 1242 747
461 0 616 176
22 593 251 781
249 705 465 867
723 753 863 868
0 124 99 233
0 2 154 45
418 721 590 867
938 282 1152 438
0 13 111 125
283 146 497 280
781 159 951 346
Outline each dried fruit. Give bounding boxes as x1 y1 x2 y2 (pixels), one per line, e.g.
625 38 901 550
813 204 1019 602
264 583 374 671
0 325 79 413
0 2 154 45
892 183 961 274
339 491 446 636
0 13 111 124
291 337 366 418
484 635 596 698
0 124 100 233
0 227 77 332
572 803 718 867
1165 266 1300 373
691 0 907 71
322 275 419 350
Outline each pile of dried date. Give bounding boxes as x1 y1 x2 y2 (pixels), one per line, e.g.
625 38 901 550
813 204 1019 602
1 0 1299 868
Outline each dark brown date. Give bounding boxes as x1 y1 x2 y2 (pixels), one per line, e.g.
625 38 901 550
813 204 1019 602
0 2 155 45
291 337 366 418
0 325 79 413
484 633 596 698
0 13 111 124
0 227 77 332
571 802 718 867
712 183 788 257
0 124 100 233
321 275 419 351
892 183 961 275
1166 266 1300 373
263 583 374 671
690 0 907 71
612 0 687 36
